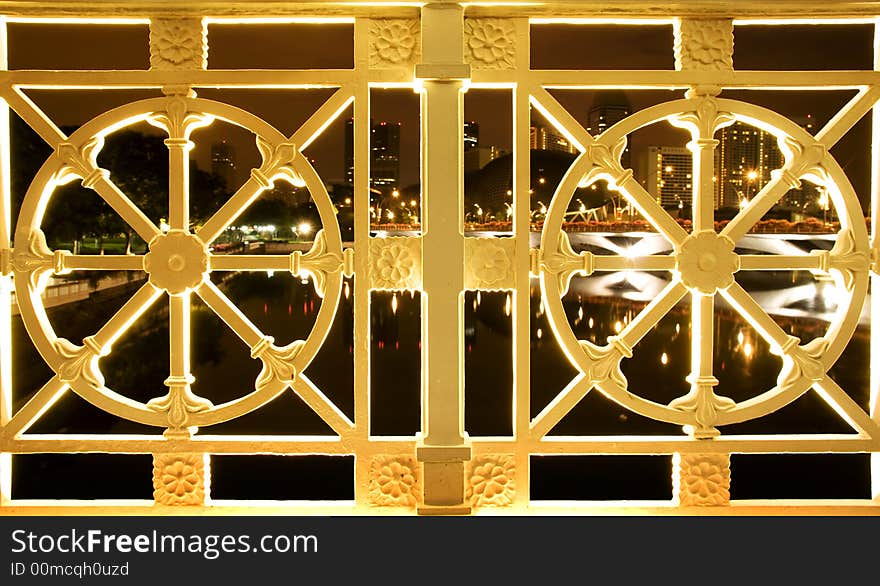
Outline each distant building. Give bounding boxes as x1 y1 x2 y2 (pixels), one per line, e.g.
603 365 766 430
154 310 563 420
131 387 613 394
715 121 783 209
530 125 577 154
465 146 508 174
464 121 479 151
211 140 237 189
781 114 820 211
644 146 693 208
344 119 402 191
587 90 632 168
585 91 632 204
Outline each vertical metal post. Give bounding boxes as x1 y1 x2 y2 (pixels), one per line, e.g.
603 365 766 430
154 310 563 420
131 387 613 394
870 18 880 501
0 15 11 505
415 1 472 513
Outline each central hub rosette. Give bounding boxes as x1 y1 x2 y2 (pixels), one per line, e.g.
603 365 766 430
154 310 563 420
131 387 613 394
144 230 210 295
674 230 739 295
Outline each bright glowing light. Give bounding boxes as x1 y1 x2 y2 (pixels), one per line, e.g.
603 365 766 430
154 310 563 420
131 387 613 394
743 342 753 358
410 199 417 207
737 331 745 345
505 294 512 317
536 328 543 339
159 219 170 233
614 321 623 334
344 197 352 205
577 306 584 320
739 198 749 210
661 352 668 365
588 317 594 328
391 294 398 314
747 170 758 181
622 246 637 258
538 177 546 184
392 189 400 198
665 165 673 173
387 211 395 220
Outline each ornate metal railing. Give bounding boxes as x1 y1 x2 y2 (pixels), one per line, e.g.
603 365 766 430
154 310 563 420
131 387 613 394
1 0 879 514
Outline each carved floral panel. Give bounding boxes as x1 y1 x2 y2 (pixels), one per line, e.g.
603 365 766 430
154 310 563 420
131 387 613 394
369 19 421 69
674 19 734 71
464 18 516 70
369 455 420 507
675 453 731 506
467 454 515 507
149 18 207 70
153 453 207 506
465 237 515 290
370 237 422 290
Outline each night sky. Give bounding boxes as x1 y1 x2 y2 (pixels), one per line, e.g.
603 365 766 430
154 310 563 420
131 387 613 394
5 21 877 207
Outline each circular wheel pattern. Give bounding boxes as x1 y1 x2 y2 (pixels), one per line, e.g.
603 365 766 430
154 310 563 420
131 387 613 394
538 96 869 437
13 94 348 433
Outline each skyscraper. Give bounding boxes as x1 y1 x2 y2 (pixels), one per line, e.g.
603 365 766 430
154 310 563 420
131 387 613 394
586 91 632 168
344 119 402 190
644 146 693 208
464 121 479 151
715 121 783 209
211 140 237 189
529 125 577 153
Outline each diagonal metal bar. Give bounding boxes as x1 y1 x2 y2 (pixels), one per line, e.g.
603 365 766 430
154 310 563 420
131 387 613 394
530 281 686 438
90 283 163 352
530 373 590 439
1 86 66 146
91 174 161 244
813 375 880 438
618 279 689 348
198 88 354 245
617 178 690 246
292 374 355 436
528 85 594 153
196 175 265 245
290 86 355 152
1 376 67 439
814 86 880 148
195 279 264 349
720 281 792 352
720 174 792 243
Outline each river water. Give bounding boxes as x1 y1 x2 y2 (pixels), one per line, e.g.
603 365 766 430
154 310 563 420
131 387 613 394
8 233 873 501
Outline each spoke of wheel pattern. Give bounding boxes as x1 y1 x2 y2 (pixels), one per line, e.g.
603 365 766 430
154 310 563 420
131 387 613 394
167 132 190 231
721 171 798 244
88 283 164 352
813 375 880 438
4 284 161 437
168 294 192 388
530 280 687 437
87 174 161 244
591 255 676 272
210 255 291 272
196 176 267 245
738 255 824 271
195 279 264 349
720 281 793 352
618 180 689 246
64 255 145 271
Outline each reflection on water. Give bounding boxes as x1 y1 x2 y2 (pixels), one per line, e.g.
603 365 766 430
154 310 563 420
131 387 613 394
9 242 871 498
